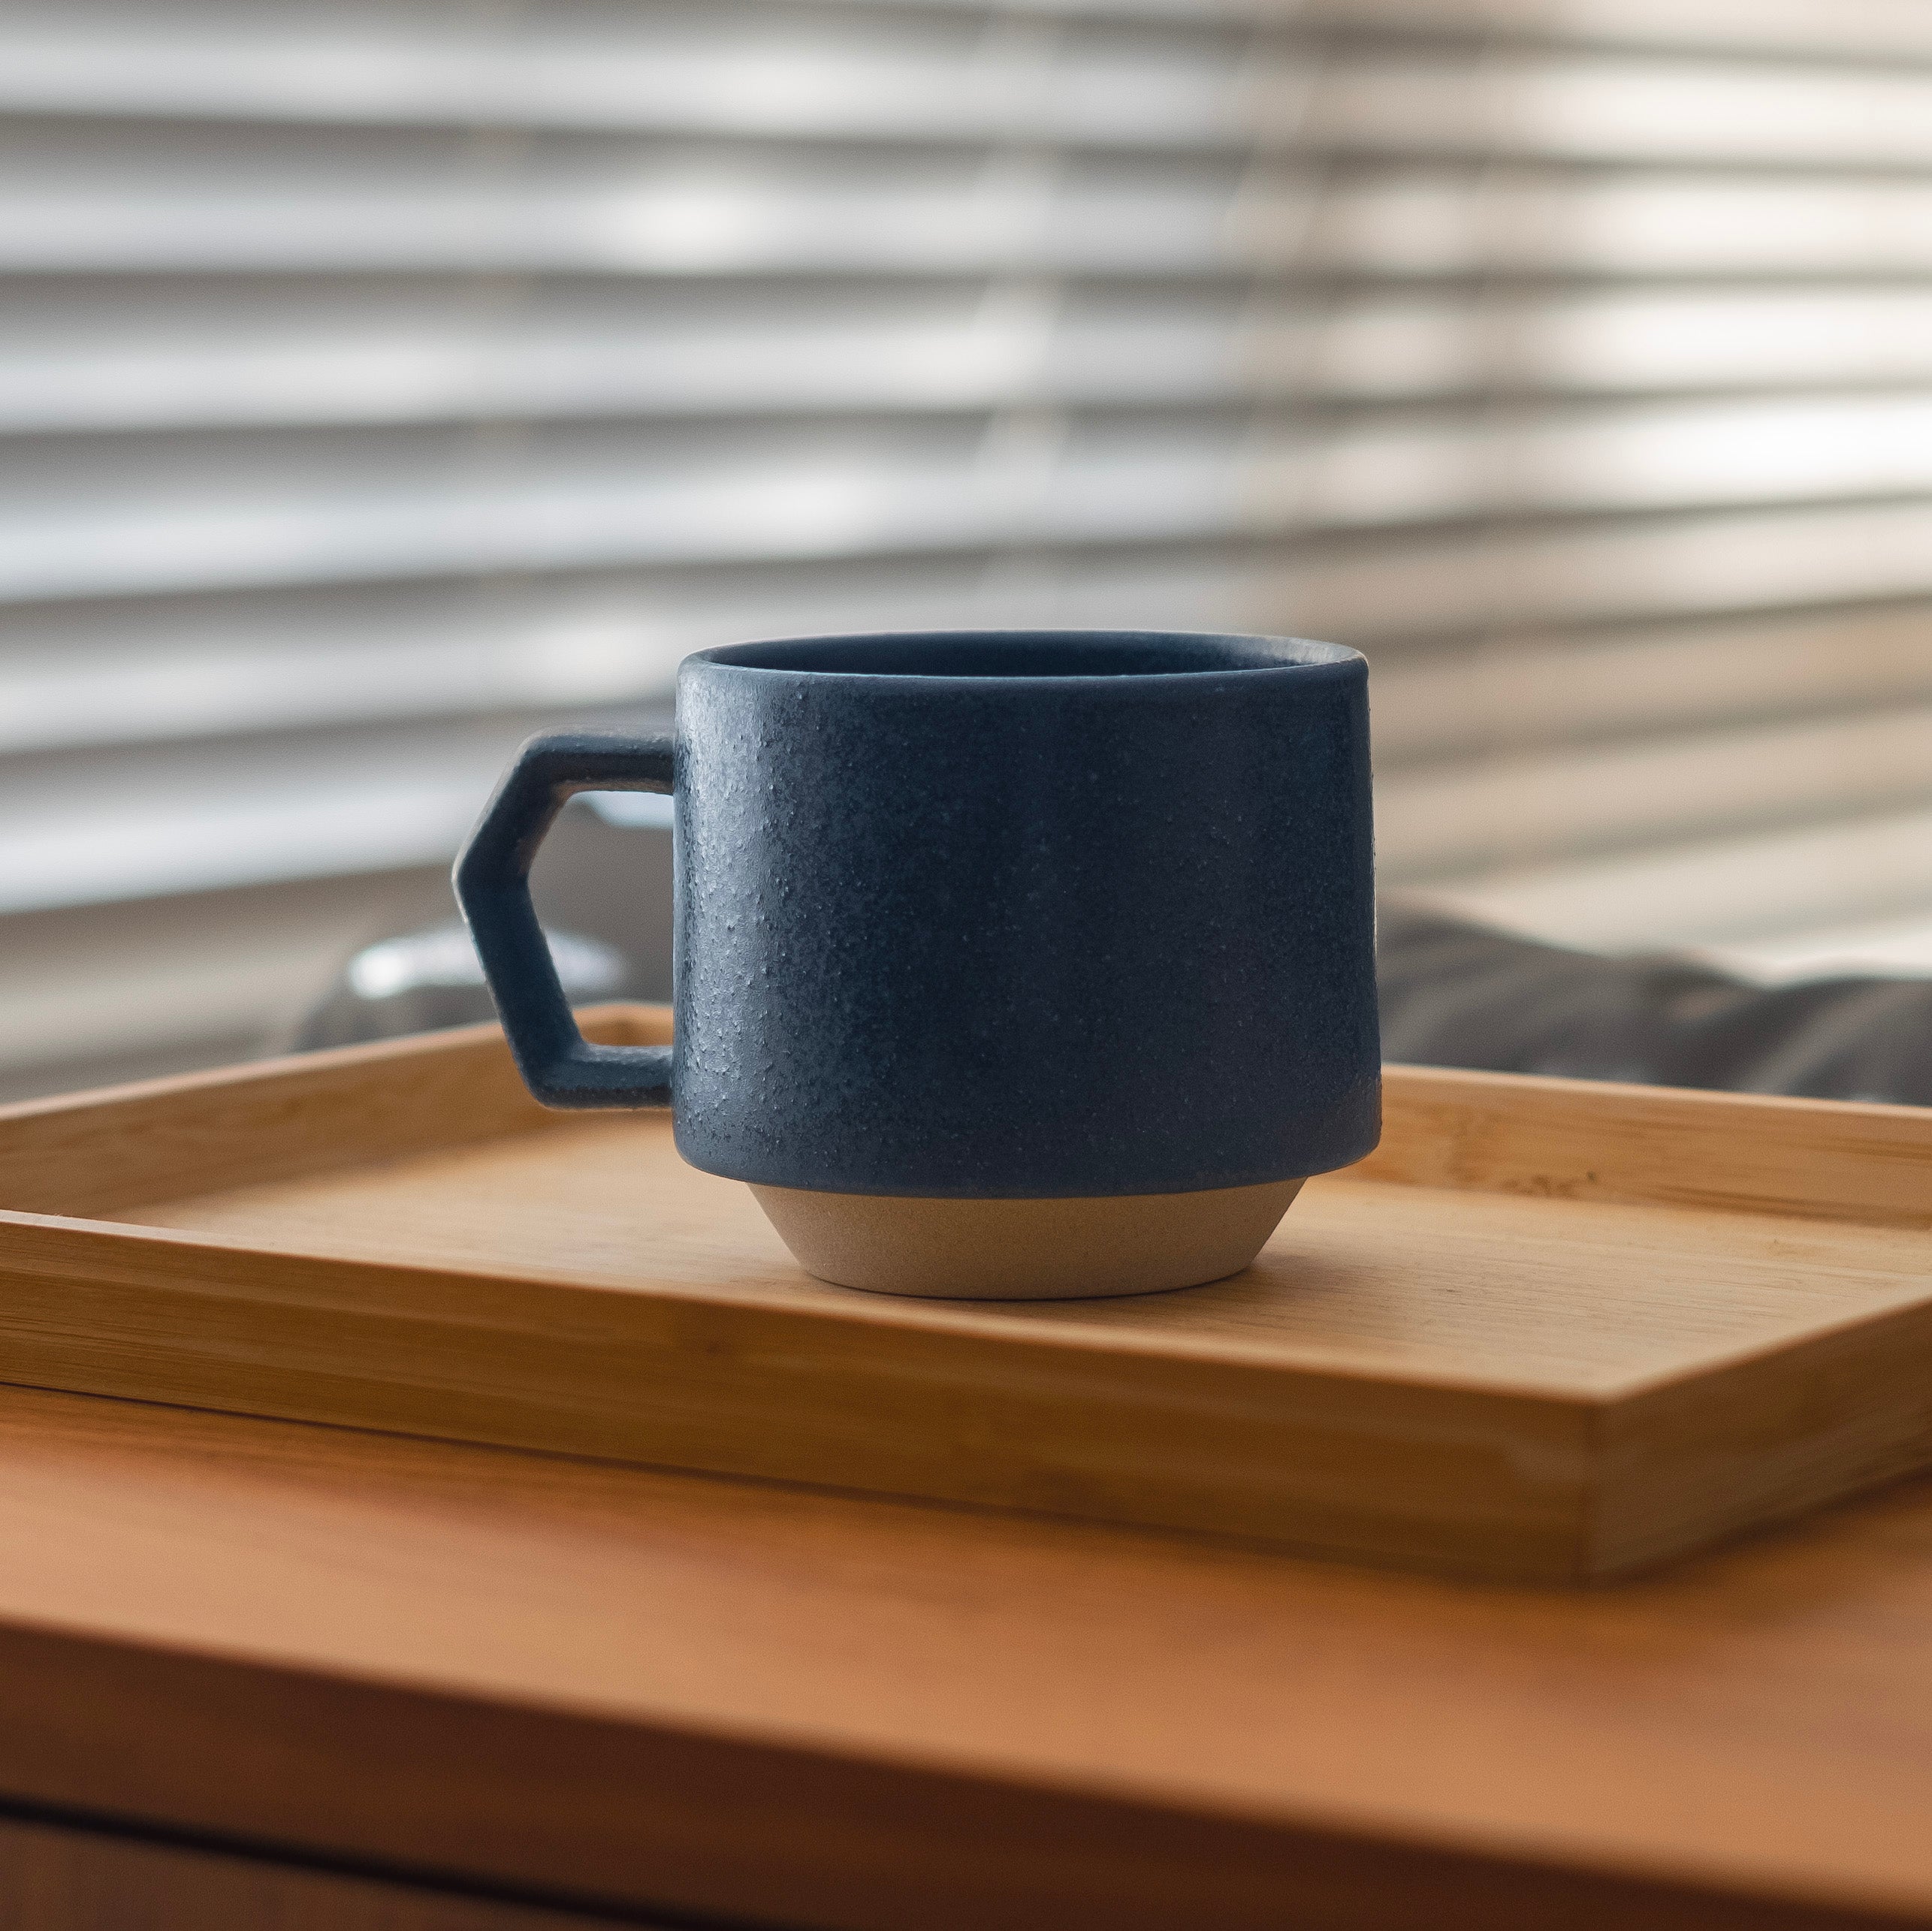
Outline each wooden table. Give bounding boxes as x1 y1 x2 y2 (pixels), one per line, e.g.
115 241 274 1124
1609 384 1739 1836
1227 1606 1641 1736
0 1380 1929 1931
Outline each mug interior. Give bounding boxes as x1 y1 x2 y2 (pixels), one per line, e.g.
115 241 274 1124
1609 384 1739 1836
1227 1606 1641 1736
699 631 1354 679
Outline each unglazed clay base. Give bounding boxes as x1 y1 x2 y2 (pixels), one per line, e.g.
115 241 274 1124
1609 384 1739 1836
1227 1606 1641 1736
749 1178 1304 1300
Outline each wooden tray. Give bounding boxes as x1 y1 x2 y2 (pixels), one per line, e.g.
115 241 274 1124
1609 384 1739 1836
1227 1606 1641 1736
0 1003 1928 1583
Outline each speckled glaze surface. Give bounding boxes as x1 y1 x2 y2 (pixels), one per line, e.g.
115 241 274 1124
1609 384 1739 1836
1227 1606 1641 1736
457 630 1379 1206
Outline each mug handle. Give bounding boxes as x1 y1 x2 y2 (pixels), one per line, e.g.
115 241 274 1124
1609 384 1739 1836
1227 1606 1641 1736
453 729 675 1108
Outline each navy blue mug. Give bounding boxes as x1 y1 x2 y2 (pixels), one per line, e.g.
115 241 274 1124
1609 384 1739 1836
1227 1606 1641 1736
456 630 1378 1299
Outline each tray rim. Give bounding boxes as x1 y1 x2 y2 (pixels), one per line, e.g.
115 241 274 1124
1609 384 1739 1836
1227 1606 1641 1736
0 1012 1924 1405
0 1003 1924 1405
2 1004 1930 1583
4 1000 1928 1218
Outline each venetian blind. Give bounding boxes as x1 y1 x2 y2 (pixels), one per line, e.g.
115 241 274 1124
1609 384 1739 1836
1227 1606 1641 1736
3 0 1931 1090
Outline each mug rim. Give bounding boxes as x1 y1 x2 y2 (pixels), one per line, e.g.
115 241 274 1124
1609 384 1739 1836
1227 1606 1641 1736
687 629 1360 683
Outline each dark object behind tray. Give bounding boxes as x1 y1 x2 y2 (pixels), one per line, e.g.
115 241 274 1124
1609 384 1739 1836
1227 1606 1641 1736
1378 903 1932 1106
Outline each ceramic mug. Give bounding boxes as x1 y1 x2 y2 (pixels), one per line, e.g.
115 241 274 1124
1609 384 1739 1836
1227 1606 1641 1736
455 630 1379 1299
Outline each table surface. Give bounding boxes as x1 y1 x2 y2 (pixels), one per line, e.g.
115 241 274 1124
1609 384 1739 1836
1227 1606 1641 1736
0 1379 1928 1931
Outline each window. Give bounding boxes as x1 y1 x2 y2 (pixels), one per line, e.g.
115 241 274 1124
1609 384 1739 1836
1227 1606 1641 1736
5 0 1931 1094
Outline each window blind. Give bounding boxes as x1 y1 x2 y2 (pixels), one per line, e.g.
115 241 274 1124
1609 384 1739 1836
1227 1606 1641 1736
3 0 1930 1091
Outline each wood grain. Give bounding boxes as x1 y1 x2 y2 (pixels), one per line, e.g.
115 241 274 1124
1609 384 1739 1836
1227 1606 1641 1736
0 1383 1926 1929
0 1006 657 1218
1364 1061 1932 1228
0 1007 1928 1580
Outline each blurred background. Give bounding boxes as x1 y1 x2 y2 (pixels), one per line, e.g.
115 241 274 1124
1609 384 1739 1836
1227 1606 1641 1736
3 0 1931 1098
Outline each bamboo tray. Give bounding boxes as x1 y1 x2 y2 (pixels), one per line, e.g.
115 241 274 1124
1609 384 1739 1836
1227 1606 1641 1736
1 1003 1928 1583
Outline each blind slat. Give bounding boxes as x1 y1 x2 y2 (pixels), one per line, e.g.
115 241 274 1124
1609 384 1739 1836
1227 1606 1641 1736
1371 606 1932 768
8 398 1932 604
1264 500 1932 650
3 503 1924 780
13 287 1932 436
13 155 1932 280
1379 703 1932 880
14 33 1932 172
0 719 544 914
1414 804 1932 952
1297 0 1932 64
